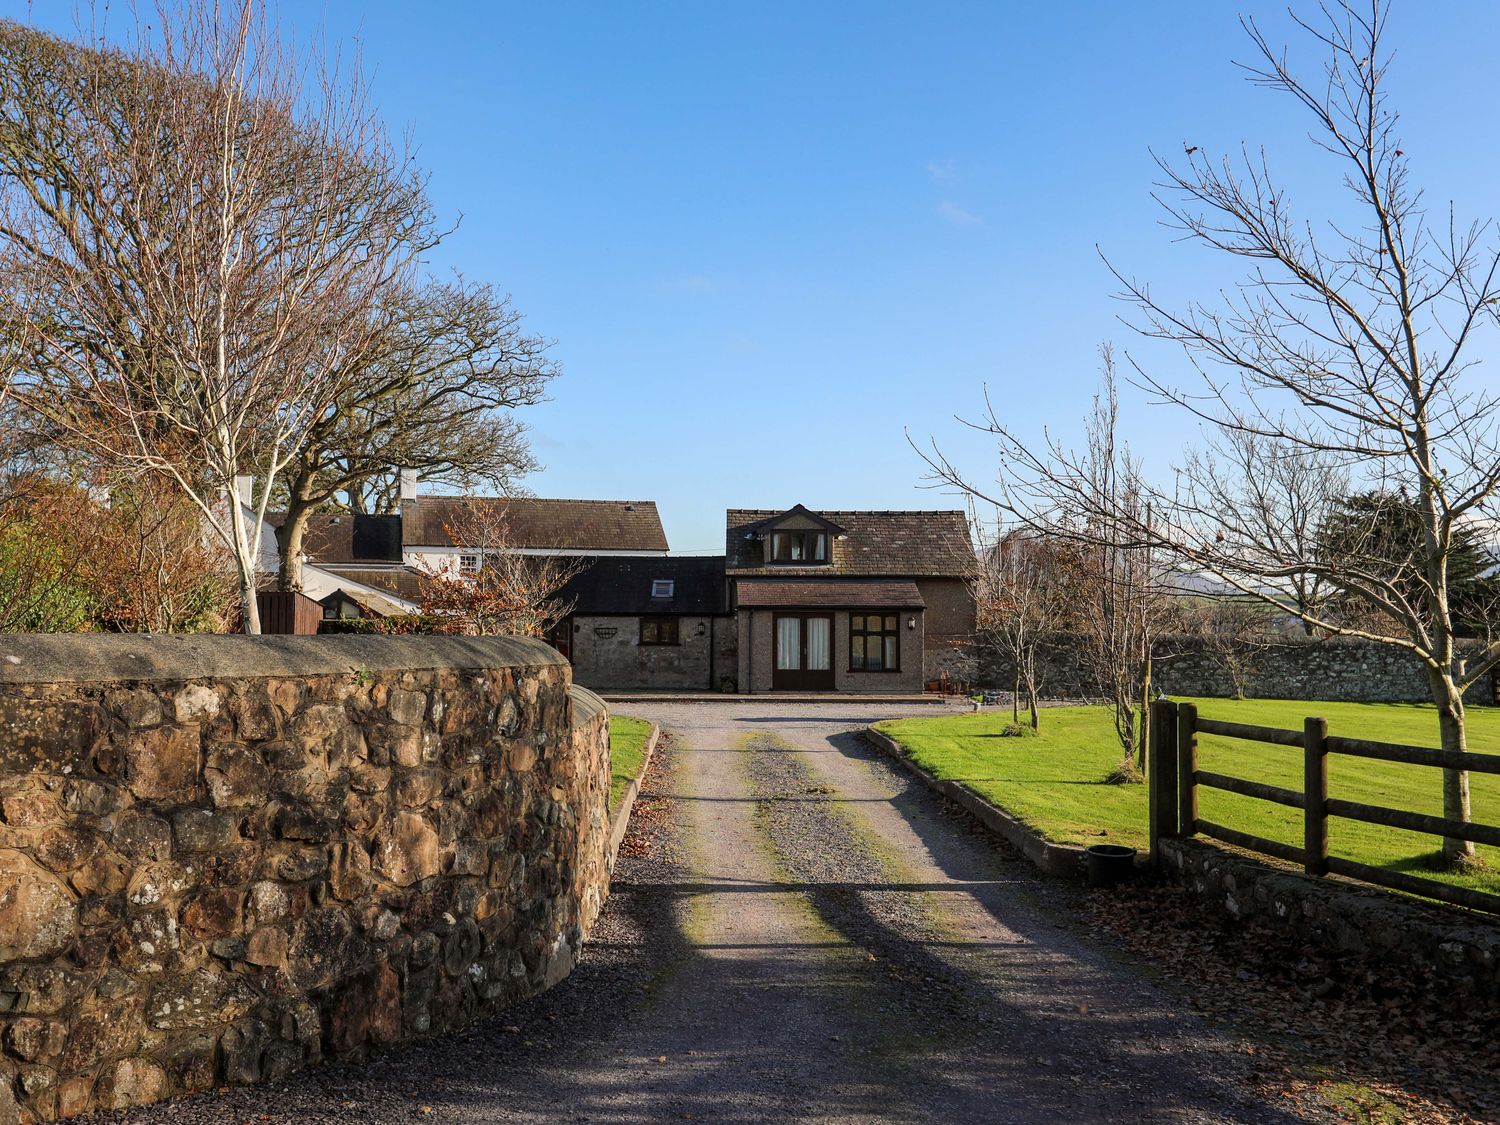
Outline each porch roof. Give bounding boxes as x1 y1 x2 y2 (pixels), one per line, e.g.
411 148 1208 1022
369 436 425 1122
734 579 925 610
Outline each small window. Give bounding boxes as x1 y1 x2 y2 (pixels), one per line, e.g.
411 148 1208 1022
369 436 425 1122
651 579 675 599
640 617 680 646
850 613 900 673
769 531 828 564
458 553 480 576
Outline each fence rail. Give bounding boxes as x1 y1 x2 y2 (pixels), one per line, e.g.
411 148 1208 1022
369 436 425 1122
1147 698 1500 915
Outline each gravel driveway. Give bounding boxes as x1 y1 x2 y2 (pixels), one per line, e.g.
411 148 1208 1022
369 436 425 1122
105 700 1309 1124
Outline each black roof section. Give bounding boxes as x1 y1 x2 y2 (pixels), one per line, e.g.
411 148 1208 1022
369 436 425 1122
557 556 729 616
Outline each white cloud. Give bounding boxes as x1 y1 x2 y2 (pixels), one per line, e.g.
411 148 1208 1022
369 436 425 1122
937 200 982 225
927 159 955 180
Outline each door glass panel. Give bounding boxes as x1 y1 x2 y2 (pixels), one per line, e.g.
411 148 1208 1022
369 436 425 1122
806 617 831 670
776 617 802 670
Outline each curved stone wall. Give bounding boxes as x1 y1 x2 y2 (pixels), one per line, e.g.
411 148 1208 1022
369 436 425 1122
0 634 611 1121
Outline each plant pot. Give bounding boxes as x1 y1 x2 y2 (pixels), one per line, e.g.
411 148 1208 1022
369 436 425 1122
1083 844 1138 889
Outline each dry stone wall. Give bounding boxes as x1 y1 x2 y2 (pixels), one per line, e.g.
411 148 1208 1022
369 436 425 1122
979 632 1493 705
0 634 610 1122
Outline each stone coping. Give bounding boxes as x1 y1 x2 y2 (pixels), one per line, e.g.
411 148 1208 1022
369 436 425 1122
0 633 566 685
568 684 608 725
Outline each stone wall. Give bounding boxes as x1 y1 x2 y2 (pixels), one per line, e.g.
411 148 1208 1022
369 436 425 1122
0 634 610 1121
568 614 737 692
978 632 1494 705
1158 839 1500 997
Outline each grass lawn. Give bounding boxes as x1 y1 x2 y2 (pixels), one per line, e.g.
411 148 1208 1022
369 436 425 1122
608 715 654 814
876 698 1500 896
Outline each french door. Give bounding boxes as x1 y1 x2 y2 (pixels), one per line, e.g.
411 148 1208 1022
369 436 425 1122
772 613 834 691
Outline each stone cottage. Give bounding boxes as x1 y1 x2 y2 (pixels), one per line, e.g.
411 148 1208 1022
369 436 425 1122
725 506 976 693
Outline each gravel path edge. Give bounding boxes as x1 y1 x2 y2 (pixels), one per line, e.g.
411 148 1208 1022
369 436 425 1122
863 725 1090 881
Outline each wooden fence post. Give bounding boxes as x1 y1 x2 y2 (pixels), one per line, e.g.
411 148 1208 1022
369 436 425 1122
1177 701 1198 838
1304 716 1329 876
1148 698 1179 861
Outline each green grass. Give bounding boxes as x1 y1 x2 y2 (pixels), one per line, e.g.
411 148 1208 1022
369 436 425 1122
608 715 654 813
876 697 1500 895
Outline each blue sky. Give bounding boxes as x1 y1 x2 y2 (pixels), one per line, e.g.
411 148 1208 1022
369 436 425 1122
9 2 1500 551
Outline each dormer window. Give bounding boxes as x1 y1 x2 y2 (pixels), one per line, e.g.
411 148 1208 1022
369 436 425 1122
769 530 828 564
651 579 675 598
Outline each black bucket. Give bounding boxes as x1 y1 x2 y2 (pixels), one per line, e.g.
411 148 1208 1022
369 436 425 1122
1083 844 1138 889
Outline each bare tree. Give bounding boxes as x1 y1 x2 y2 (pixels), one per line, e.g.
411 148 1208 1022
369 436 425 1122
975 521 1081 729
932 354 1167 772
1070 364 1167 777
273 278 557 591
414 501 580 638
928 1 1500 866
0 6 432 632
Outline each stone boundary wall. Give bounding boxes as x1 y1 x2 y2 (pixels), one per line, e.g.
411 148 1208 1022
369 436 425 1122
1158 839 1500 997
0 634 611 1121
978 633 1493 705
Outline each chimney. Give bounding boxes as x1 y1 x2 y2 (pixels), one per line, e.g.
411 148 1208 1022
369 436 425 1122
234 475 254 508
399 469 420 502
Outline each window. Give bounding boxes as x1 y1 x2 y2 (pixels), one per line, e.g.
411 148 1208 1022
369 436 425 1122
458 553 481 576
849 613 900 672
651 579 675 599
640 617 680 646
768 530 828 564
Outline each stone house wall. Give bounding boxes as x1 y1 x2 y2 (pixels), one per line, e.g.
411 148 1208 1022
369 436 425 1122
915 578 977 686
0 634 610 1121
566 615 737 692
736 609 925 693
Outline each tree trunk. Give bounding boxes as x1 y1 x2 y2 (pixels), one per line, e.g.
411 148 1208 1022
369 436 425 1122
1136 653 1152 776
1013 668 1020 724
274 491 318 592
224 482 263 636
238 570 261 635
1429 669 1476 866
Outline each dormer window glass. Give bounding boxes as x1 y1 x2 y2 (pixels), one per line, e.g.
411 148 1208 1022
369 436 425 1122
769 531 828 564
651 579 675 598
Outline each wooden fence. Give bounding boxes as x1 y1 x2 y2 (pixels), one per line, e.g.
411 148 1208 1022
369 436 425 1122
1146 698 1500 915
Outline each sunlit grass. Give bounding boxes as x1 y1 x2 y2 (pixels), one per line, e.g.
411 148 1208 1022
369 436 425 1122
876 697 1500 894
608 715 653 813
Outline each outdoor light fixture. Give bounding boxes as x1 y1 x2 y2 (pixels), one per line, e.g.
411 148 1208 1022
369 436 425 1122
907 617 916 630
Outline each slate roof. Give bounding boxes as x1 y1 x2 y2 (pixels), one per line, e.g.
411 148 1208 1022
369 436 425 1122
556 556 728 616
403 497 669 553
725 508 973 577
318 565 425 603
733 579 925 609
